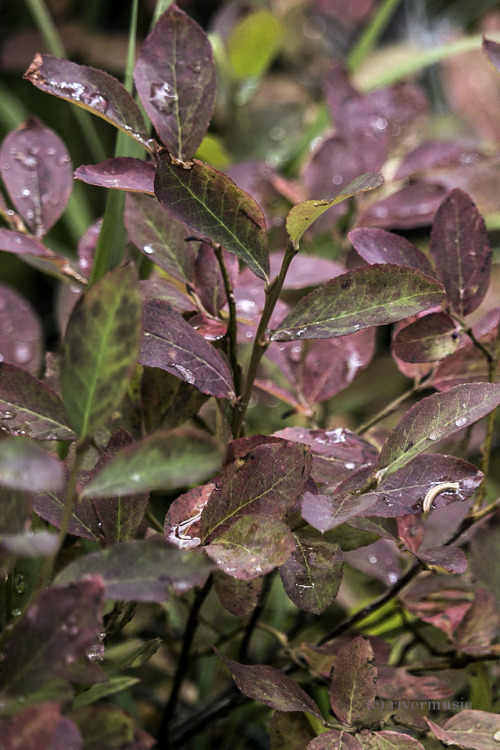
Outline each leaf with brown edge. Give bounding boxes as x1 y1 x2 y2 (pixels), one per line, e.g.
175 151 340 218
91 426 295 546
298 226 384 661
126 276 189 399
139 300 234 399
376 383 500 479
426 710 500 750
0 116 72 237
134 5 216 161
75 158 155 194
329 636 377 725
430 188 491 317
287 173 383 248
270 265 444 342
214 648 323 719
200 440 312 542
204 516 295 580
154 153 269 280
279 529 343 614
23 55 151 150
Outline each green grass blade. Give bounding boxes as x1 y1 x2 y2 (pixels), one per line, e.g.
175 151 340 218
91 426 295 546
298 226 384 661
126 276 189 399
348 0 403 74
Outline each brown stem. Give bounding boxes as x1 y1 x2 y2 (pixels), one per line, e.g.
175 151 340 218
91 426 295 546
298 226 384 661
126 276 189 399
213 244 242 401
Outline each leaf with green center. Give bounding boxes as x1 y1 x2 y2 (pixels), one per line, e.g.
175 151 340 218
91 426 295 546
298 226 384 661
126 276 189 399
271 265 444 341
80 429 222 498
0 437 63 492
61 264 142 439
286 173 383 248
55 538 213 602
279 529 343 614
329 636 377 725
200 440 311 541
270 713 315 750
377 383 500 478
154 153 269 280
430 188 491 317
426 710 500 750
72 676 140 708
204 515 295 580
0 363 75 441
392 312 461 363
214 649 323 719
23 55 151 151
134 5 216 161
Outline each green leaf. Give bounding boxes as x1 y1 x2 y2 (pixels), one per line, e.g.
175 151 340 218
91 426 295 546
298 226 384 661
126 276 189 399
227 10 283 80
154 153 269 280
286 174 383 248
81 429 222 498
61 265 142 439
271 265 444 341
72 676 140 708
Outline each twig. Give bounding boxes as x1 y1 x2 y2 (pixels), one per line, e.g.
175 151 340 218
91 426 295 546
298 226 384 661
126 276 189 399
213 243 242 400
239 572 274 662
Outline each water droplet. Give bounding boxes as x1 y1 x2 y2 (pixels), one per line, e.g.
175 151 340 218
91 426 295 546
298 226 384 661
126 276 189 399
171 364 195 385
11 608 22 618
376 117 388 130
57 154 71 166
455 416 468 427
21 188 31 197
150 82 178 114
368 554 377 564
0 409 16 420
387 571 398 584
344 462 355 470
64 654 76 665
46 146 56 156
24 209 34 221
82 91 109 114
130 473 141 482
493 730 500 742
270 126 286 142
288 344 303 362
332 174 343 185
189 62 202 74
14 343 32 364
2 162 11 170
16 152 40 170
142 244 154 255
245 330 253 339
353 324 360 331
14 573 26 594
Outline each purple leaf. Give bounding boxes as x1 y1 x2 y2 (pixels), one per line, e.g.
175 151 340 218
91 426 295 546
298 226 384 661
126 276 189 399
194 243 239 316
200 440 312 541
286 173 383 247
56 538 213 602
204 515 295 580
154 154 269 280
165 482 216 550
377 383 500 477
274 427 378 486
377 667 453 700
125 193 194 281
0 578 104 708
432 343 489 391
329 636 377 724
357 182 447 230
0 284 43 374
0 363 75 440
139 278 196 313
307 731 362 749
344 539 403 587
348 228 434 275
23 55 151 150
134 5 216 161
270 265 444 341
139 300 234 399
301 488 378 533
426 709 500 750
0 704 79 750
359 731 425 749
271 252 345 289
213 572 263 616
80 429 222 498
395 140 472 178
0 437 63 492
141 366 208 433
0 229 55 258
0 117 72 236
90 431 150 545
279 529 343 614
414 546 467 574
214 648 323 718
392 313 461 363
268 329 375 405
401 575 473 637
430 188 491 316
75 158 155 194
33 473 100 542
454 589 500 653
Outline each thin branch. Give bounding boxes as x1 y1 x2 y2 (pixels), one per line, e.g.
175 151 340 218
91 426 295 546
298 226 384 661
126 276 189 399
239 572 274 662
213 243 242 400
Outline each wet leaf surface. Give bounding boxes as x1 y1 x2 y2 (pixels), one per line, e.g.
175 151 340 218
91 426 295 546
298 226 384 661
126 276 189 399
0 284 43 375
75 158 155 194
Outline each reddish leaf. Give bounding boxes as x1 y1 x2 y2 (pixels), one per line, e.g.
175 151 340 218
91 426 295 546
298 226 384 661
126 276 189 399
301 489 378 533
400 575 473 638
165 482 216 550
0 363 75 440
0 284 43 374
329 636 377 724
430 188 491 316
213 572 263 616
454 589 500 653
392 313 461 363
357 182 447 230
0 117 72 236
432 343 489 391
193 243 239 316
0 437 63 492
377 667 453 700
307 731 362 749
426 709 500 750
359 731 425 749
214 649 323 719
271 252 344 289
271 265 444 341
377 384 500 478
344 539 402 586
274 427 378 486
413 546 467 574
200 440 311 541
75 158 155 194
56 538 213 602
134 6 216 161
204 515 295 580
0 704 77 750
139 300 235 399
0 229 55 259
139 277 195 313
33 472 100 542
23 55 151 150
279 529 343 614
125 193 194 282
348 228 433 275
0 578 104 709
154 154 269 280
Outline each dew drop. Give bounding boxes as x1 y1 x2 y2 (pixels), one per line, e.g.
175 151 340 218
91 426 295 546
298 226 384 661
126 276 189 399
288 344 303 362
0 410 16 420
14 573 26 594
11 608 22 618
387 571 398 584
245 330 253 339
82 91 109 114
344 462 355 470
21 188 31 197
2 162 11 170
130 473 141 482
332 174 343 185
14 343 32 364
368 554 377 564
455 416 468 427
172 364 195 385
16 152 40 171
376 117 388 130
150 82 178 114
142 243 155 255
24 209 34 221
57 154 71 166
46 146 56 157
492 730 500 742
